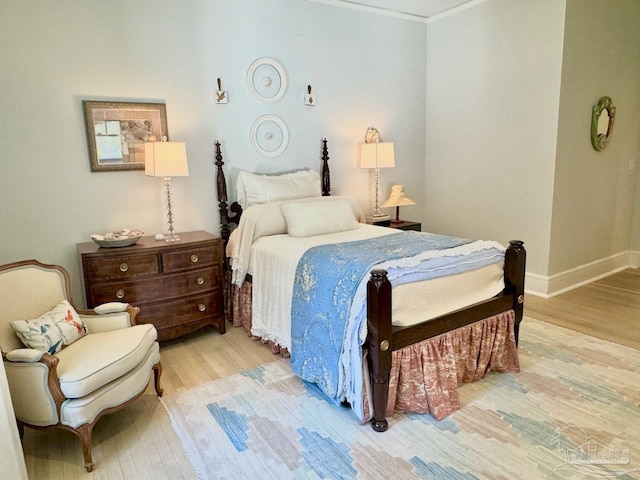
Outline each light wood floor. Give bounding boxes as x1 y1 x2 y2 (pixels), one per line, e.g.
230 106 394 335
525 268 640 350
20 269 639 479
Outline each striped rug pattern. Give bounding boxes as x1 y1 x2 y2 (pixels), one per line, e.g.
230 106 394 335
162 318 640 479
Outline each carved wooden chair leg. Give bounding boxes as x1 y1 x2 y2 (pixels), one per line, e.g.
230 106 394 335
75 423 95 472
153 362 164 397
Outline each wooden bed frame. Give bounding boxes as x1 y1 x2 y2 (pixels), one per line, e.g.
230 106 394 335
214 139 526 432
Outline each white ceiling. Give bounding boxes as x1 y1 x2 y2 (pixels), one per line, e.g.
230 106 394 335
318 0 475 20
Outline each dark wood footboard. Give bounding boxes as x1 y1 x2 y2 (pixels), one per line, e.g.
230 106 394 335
365 240 526 432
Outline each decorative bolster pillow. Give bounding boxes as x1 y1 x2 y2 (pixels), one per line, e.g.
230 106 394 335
281 198 359 237
236 169 321 209
241 201 289 241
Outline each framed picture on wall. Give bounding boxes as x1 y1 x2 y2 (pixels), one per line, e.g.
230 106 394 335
83 100 168 171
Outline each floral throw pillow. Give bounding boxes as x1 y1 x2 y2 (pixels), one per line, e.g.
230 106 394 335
10 300 88 354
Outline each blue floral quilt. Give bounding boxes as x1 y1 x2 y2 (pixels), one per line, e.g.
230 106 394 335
289 231 504 420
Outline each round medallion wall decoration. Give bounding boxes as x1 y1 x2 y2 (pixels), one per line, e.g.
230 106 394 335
250 114 289 157
246 57 287 103
246 57 289 157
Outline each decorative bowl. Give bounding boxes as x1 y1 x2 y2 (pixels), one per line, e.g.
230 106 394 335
91 229 144 248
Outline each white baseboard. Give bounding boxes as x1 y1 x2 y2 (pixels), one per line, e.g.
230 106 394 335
525 251 632 298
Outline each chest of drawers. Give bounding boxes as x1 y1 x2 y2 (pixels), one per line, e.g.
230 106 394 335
78 231 225 341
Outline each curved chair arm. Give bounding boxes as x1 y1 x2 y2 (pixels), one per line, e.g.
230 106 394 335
3 351 66 426
78 305 140 334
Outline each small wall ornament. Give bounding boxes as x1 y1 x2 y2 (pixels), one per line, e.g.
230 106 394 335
591 96 616 151
305 85 316 106
215 78 228 104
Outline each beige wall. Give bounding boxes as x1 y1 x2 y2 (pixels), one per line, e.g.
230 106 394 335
425 0 640 283
549 0 640 275
424 0 566 275
0 0 426 304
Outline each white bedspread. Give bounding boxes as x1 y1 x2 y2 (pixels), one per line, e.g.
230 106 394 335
250 224 395 348
247 224 504 350
228 196 363 287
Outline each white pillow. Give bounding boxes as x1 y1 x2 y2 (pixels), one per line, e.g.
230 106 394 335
281 198 359 238
236 169 321 209
10 300 87 354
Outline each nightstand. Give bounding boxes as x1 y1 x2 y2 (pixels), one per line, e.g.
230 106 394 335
371 219 391 227
77 231 225 341
389 220 421 232
364 215 391 227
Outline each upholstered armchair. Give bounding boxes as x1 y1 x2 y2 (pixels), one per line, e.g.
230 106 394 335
0 259 163 472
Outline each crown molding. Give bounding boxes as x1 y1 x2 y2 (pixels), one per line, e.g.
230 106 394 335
306 0 429 23
306 0 488 24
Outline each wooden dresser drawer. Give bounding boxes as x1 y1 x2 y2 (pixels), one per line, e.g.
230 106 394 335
138 292 223 341
83 254 159 282
78 231 225 340
88 267 220 305
88 277 162 305
163 265 221 297
162 243 222 273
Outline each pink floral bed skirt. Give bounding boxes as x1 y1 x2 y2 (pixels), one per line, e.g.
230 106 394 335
231 283 519 420
381 309 518 420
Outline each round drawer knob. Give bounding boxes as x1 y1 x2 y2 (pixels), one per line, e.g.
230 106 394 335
196 276 205 285
115 289 125 299
198 303 206 312
190 254 199 263
119 263 129 272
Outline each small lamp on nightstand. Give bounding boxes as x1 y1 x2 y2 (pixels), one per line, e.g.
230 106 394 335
145 141 189 242
380 185 416 224
359 128 395 222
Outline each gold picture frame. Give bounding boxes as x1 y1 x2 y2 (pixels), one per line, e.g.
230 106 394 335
83 101 168 171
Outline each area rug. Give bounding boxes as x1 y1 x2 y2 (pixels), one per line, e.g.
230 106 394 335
162 318 640 479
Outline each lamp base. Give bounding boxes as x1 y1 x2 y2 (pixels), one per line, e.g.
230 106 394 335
164 233 181 242
390 206 402 223
163 177 181 243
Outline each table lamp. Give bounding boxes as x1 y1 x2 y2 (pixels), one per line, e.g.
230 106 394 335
380 185 416 223
359 129 395 221
145 141 189 242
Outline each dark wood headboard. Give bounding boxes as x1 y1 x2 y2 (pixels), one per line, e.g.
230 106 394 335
215 138 331 248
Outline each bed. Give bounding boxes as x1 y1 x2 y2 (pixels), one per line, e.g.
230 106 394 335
214 139 526 431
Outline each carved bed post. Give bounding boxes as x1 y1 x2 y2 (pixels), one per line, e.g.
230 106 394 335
321 138 330 196
215 141 231 248
215 141 234 323
366 269 393 432
504 240 526 344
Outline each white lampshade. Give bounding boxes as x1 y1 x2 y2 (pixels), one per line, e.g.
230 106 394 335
359 142 395 169
144 142 189 177
380 185 416 208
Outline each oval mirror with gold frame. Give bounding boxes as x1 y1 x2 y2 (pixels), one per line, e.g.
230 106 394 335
591 96 616 151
